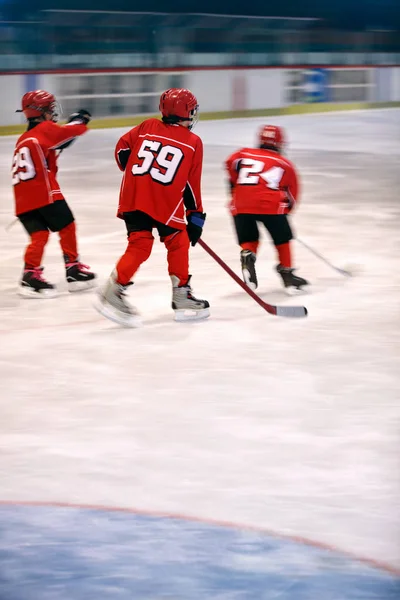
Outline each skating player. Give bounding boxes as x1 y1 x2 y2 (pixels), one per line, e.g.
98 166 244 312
96 88 209 327
225 124 309 293
12 90 96 297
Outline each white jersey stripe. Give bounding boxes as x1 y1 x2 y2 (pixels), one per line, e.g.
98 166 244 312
242 151 288 168
49 136 79 150
166 198 184 225
138 133 195 152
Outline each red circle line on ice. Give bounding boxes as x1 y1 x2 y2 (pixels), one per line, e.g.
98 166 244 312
0 499 398 577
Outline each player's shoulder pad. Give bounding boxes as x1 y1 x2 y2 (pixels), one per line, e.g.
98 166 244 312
239 147 254 155
16 129 29 145
225 147 241 161
144 117 161 125
138 117 159 129
37 119 62 142
189 130 203 148
41 120 59 130
131 117 160 137
279 154 296 170
259 146 294 166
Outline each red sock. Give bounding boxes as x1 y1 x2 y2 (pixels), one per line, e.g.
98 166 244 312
241 241 259 255
276 242 292 268
59 222 78 263
163 230 190 285
116 230 154 285
24 230 49 268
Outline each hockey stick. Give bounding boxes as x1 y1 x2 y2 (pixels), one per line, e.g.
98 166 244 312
198 239 308 318
296 238 353 277
284 188 352 278
4 218 19 232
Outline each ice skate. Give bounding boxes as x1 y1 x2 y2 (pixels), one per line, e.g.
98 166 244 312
18 267 57 299
276 264 309 295
240 249 258 290
66 261 97 292
94 271 142 328
171 275 210 322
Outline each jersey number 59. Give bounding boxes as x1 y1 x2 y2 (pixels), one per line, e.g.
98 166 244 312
132 140 183 185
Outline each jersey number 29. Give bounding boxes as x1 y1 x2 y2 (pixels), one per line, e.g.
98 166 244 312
12 147 36 185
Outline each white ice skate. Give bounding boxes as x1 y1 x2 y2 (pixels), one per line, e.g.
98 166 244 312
171 275 210 322
94 271 142 328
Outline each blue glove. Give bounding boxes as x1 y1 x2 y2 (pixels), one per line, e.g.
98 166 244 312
187 212 206 246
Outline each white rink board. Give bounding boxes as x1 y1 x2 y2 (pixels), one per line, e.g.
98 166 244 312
0 109 399 569
1 66 400 125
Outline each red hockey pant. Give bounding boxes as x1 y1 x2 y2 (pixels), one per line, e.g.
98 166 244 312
116 229 190 286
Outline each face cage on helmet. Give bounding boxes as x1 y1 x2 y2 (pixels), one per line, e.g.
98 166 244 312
48 100 62 122
22 100 62 122
162 104 199 130
189 105 199 130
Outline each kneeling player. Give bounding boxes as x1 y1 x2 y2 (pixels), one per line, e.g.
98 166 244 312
225 125 309 293
12 90 96 297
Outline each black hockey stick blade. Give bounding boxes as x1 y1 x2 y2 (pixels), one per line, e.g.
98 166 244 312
285 187 352 278
199 239 308 318
296 238 353 277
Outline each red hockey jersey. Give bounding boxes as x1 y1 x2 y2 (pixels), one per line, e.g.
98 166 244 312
115 118 203 229
225 147 300 216
12 120 87 216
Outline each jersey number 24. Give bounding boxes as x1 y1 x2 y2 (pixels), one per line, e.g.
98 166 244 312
237 159 284 190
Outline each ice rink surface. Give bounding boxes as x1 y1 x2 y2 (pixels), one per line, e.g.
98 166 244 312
0 109 399 595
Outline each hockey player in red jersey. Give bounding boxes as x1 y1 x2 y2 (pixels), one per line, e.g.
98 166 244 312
95 88 209 327
225 125 309 293
12 90 96 297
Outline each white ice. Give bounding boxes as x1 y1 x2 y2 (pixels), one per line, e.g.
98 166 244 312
0 110 399 568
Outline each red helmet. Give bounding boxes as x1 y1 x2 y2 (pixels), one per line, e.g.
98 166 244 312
18 90 59 120
159 88 199 129
259 125 285 152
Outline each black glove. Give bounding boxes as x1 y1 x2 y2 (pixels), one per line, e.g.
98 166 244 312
117 148 131 171
186 212 206 247
55 138 75 151
67 109 92 125
283 187 295 212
